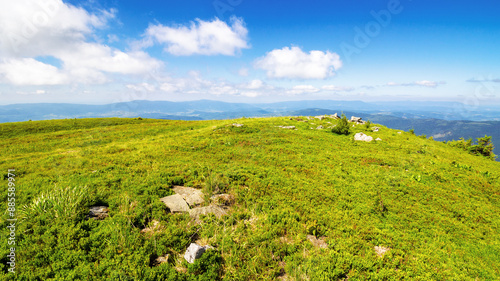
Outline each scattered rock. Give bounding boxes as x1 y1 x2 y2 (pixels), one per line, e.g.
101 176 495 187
184 243 213 263
306 235 328 249
375 138 382 141
231 123 244 127
277 126 296 129
172 186 204 207
314 115 326 120
289 117 303 121
374 246 390 257
87 206 109 220
160 194 190 213
316 125 324 130
189 205 227 221
350 116 362 123
331 113 339 119
354 132 373 142
397 132 402 134
372 127 380 132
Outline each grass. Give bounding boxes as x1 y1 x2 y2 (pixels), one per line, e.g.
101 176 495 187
0 116 499 280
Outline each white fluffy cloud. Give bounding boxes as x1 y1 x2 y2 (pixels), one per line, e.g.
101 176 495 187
0 0 162 86
143 17 249 56
254 46 342 79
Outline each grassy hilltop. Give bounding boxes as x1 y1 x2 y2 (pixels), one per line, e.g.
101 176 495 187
0 117 499 280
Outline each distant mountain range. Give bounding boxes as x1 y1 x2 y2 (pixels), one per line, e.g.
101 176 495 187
1 99 499 159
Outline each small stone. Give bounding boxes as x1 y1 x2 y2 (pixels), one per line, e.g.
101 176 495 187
231 123 244 127
354 132 373 142
88 206 109 220
316 125 324 130
184 243 213 263
375 138 382 141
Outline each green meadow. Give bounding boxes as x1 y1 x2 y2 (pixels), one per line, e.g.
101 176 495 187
1 116 499 280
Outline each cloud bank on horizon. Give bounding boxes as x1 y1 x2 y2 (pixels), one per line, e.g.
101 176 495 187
0 0 498 104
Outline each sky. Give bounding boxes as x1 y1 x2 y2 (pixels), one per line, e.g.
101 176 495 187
0 0 499 105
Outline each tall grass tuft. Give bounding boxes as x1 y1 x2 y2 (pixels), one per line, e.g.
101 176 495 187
20 185 89 222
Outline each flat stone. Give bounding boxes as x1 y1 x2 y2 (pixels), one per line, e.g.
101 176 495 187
316 125 324 130
172 186 204 206
189 205 227 221
232 123 244 127
160 194 190 213
278 126 296 129
375 138 382 141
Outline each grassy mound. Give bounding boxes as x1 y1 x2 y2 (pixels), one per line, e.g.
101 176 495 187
1 117 499 280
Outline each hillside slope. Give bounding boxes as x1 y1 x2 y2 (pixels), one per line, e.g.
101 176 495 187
1 117 499 280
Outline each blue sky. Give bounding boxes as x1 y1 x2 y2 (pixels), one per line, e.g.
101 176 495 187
0 0 499 105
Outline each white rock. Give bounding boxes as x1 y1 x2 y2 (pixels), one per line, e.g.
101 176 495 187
375 138 382 141
184 243 213 263
354 132 373 142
